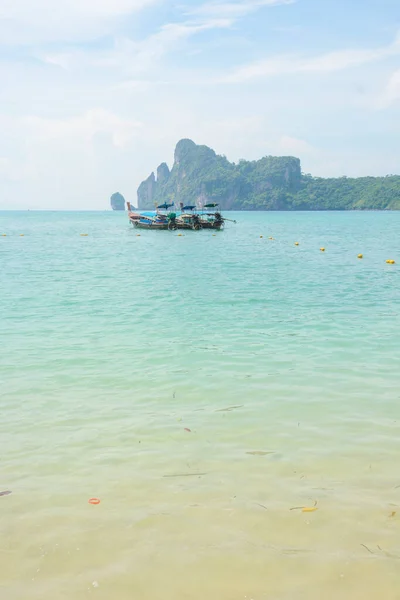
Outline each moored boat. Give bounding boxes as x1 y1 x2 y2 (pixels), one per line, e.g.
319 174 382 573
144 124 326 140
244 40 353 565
176 204 202 230
126 200 234 231
127 201 177 230
198 204 224 229
126 201 141 224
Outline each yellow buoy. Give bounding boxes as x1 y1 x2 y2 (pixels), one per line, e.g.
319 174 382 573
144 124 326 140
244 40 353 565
20 234 25 237
80 234 88 236
302 507 318 513
269 237 274 240
260 235 263 238
136 234 141 237
295 242 299 246
357 254 363 259
2 234 6 236
320 247 325 252
212 234 216 236
386 259 395 264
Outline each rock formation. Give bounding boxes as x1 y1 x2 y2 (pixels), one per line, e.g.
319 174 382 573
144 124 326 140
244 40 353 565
137 139 400 210
110 192 126 211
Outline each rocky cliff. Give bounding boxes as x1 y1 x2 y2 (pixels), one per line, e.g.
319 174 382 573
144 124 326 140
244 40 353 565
137 139 400 211
110 192 126 211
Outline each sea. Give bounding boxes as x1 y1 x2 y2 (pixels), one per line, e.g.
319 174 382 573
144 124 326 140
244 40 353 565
0 210 399 600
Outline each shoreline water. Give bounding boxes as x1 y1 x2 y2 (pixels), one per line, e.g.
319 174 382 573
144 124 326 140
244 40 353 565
1 211 399 599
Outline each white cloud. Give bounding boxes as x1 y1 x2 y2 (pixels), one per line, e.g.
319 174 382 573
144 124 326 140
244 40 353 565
0 0 158 44
379 69 400 108
0 157 34 182
22 109 142 148
0 108 146 209
126 19 233 68
33 0 294 79
299 47 397 73
40 18 233 77
278 135 315 155
1 0 282 48
223 31 400 82
190 0 294 18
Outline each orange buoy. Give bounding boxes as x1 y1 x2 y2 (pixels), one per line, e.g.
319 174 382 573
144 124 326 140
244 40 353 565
89 498 101 505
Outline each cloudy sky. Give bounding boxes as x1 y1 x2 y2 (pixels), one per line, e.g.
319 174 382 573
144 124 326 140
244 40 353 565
0 0 399 209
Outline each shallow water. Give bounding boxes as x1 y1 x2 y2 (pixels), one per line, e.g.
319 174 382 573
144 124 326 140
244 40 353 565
1 210 399 599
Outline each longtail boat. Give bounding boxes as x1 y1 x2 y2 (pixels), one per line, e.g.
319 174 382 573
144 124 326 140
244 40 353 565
126 201 141 224
198 204 224 229
127 200 235 231
175 204 202 230
127 201 177 230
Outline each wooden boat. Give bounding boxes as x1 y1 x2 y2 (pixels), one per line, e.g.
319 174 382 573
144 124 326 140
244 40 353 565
176 204 202 230
127 201 177 230
134 216 169 230
198 204 224 229
126 200 234 231
126 201 141 224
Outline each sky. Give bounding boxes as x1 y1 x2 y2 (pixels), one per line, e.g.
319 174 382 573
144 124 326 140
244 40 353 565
0 0 400 209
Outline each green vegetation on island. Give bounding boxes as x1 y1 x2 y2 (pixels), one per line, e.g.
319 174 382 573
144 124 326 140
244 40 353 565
137 139 400 211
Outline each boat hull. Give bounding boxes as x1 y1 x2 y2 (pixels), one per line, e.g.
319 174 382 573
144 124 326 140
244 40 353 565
134 220 169 230
199 220 223 230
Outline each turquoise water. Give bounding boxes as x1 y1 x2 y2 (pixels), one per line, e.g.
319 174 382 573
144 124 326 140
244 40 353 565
1 210 399 600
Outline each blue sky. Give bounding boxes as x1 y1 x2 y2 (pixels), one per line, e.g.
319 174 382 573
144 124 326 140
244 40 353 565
0 0 399 209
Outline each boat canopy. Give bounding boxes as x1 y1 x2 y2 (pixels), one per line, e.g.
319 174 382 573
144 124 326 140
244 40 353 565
157 202 174 209
182 205 196 211
204 203 219 208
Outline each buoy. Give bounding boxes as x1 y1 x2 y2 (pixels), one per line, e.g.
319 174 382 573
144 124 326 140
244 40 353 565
80 234 88 236
386 259 396 264
1 234 6 237
320 247 325 252
88 498 100 505
20 234 24 237
136 234 141 237
295 242 299 246
302 507 318 513
260 235 263 238
212 234 216 236
357 254 363 259
269 237 274 240
177 234 183 237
